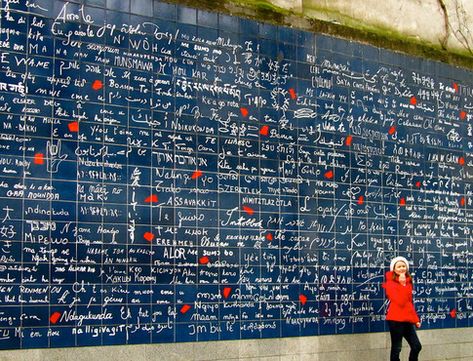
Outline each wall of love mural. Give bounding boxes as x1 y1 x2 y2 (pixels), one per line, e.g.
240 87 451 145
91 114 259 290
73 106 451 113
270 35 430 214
0 0 472 349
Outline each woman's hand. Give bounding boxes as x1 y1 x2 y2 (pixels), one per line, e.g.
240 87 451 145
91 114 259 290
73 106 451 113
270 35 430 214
415 322 421 328
399 273 406 285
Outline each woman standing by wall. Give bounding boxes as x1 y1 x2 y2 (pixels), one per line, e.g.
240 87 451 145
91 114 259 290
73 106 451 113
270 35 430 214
383 256 422 361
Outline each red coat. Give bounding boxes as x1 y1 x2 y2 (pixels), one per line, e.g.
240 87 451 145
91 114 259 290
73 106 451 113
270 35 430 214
382 271 420 324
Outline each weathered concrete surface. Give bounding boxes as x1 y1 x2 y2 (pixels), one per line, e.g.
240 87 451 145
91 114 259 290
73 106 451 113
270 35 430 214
2 328 473 361
443 0 473 53
293 0 473 57
302 0 445 44
271 0 302 12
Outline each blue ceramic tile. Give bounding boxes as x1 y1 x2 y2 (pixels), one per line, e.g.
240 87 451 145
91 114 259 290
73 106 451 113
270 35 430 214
316 34 333 50
106 9 130 25
154 0 176 20
82 5 106 23
362 44 379 61
85 0 105 6
332 38 353 56
219 13 239 32
240 17 258 36
131 0 152 16
107 0 129 12
198 9 218 28
178 6 197 25
279 26 296 44
259 23 278 40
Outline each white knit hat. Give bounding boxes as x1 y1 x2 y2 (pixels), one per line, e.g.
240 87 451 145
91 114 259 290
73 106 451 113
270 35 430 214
390 256 409 272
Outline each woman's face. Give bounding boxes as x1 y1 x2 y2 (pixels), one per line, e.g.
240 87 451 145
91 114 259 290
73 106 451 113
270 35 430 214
394 261 407 275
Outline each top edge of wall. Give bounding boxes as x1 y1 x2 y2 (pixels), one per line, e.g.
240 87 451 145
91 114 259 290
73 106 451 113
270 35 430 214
151 0 473 71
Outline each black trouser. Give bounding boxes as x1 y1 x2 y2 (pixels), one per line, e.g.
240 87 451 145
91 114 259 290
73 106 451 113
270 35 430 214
388 321 422 361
